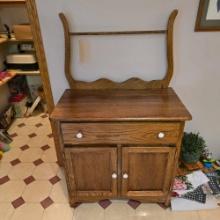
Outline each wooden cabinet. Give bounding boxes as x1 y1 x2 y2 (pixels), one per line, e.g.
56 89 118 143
121 146 176 202
63 144 176 205
50 89 191 207
50 9 192 207
64 147 117 203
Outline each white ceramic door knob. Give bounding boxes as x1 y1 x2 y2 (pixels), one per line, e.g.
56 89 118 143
76 132 83 139
123 173 128 179
158 132 165 139
112 173 117 179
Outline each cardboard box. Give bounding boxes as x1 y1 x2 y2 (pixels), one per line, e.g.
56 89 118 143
13 25 33 40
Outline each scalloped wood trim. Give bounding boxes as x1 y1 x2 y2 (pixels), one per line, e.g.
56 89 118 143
66 78 169 90
59 10 178 90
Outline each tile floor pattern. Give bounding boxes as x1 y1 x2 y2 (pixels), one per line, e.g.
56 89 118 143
0 114 220 219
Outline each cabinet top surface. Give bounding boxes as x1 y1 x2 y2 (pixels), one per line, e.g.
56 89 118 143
50 88 192 122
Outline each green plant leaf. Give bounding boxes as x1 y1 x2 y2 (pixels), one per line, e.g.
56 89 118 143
181 132 206 154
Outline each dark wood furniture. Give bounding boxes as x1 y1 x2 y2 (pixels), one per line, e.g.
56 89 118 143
50 10 192 207
51 89 191 206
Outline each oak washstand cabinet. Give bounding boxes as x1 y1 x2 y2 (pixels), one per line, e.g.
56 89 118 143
50 10 192 207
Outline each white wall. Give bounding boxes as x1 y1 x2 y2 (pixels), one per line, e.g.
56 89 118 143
36 0 220 158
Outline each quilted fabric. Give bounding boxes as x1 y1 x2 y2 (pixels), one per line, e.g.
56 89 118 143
181 186 206 204
173 176 193 190
208 176 220 195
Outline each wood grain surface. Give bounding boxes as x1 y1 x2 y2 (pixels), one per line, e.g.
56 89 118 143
61 122 180 145
64 147 117 200
121 146 175 199
26 0 54 113
50 88 192 122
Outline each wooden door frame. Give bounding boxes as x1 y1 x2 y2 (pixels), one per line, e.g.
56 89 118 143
25 0 54 113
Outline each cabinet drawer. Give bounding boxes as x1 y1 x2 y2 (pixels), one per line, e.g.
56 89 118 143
61 122 181 145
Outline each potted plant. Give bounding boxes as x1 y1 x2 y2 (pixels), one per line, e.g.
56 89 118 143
181 132 206 164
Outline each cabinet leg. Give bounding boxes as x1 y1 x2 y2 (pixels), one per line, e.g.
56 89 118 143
164 194 171 207
69 197 82 208
70 202 82 208
56 159 63 167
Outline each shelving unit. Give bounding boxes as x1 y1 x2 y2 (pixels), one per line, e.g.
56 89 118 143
0 35 38 87
0 38 7 44
0 32 38 85
0 1 36 89
0 37 33 45
0 0 25 5
8 69 40 76
0 0 47 123
0 72 16 87
0 70 40 87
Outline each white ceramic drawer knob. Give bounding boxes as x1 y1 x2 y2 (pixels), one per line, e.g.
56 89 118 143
123 173 128 179
76 132 83 139
158 132 165 139
112 173 117 179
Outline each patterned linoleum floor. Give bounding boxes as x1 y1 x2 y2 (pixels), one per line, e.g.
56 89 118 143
0 113 220 220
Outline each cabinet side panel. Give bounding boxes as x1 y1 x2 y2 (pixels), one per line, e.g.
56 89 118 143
165 122 185 205
50 120 63 166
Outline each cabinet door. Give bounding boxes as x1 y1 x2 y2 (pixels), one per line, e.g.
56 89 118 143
121 146 175 201
64 147 117 201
